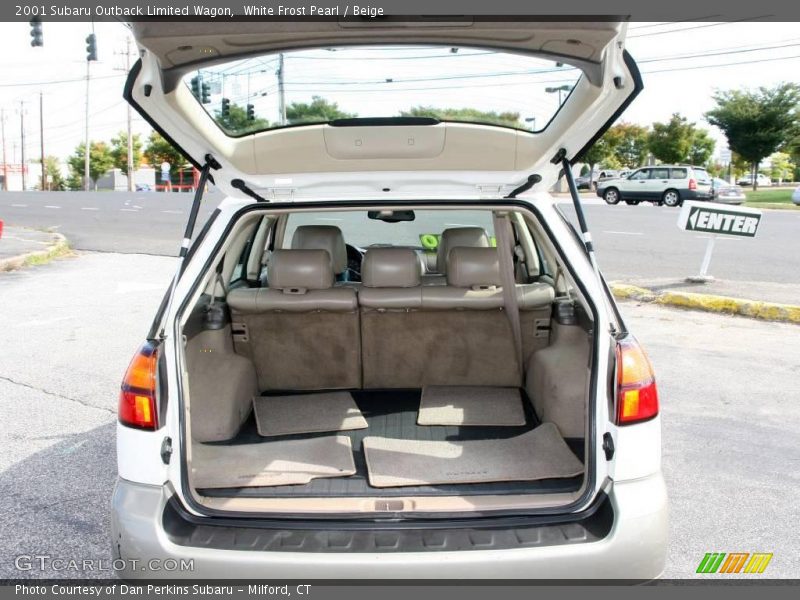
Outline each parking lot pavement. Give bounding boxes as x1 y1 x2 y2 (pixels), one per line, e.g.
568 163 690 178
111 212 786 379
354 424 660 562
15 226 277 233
619 301 800 578
0 253 797 579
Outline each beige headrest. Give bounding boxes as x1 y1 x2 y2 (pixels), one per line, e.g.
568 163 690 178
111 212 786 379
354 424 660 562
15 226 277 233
436 227 490 273
362 248 421 288
268 249 333 291
446 247 502 288
291 225 348 275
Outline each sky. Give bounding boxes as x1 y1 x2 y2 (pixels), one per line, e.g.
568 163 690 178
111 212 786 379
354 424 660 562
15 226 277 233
0 20 799 166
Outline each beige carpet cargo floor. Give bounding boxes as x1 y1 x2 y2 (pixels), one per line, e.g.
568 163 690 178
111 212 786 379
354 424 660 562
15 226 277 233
417 385 526 426
363 423 583 488
191 436 356 488
253 391 368 437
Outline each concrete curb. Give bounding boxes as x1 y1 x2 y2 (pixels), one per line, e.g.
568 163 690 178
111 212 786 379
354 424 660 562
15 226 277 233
610 283 800 325
0 232 72 272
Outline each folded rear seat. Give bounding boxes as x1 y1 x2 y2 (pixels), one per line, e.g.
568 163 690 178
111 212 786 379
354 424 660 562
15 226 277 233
228 249 361 391
360 246 554 389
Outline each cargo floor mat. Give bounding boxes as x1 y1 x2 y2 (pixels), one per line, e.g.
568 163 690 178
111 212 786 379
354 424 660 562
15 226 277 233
363 423 583 487
253 391 367 437
417 385 526 426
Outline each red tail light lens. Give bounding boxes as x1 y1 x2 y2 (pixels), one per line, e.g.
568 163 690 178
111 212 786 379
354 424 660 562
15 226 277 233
615 336 659 425
688 178 697 190
119 341 159 430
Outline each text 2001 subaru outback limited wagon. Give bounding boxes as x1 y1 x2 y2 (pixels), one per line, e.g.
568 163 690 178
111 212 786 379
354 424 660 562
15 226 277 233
112 20 667 579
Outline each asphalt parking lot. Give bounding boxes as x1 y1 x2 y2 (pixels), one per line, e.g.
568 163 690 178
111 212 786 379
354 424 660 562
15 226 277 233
0 252 798 579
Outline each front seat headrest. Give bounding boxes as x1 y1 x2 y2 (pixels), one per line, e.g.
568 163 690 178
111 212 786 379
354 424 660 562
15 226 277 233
291 225 348 275
362 248 421 288
436 227 490 273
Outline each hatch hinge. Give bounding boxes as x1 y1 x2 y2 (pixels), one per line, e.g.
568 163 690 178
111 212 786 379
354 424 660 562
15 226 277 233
602 432 615 461
160 437 173 465
477 184 503 199
268 188 296 202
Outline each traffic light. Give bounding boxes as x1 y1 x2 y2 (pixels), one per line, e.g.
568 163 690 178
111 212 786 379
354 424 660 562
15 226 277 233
221 97 230 117
29 18 43 47
201 82 211 104
246 104 255 121
190 77 201 100
85 33 97 62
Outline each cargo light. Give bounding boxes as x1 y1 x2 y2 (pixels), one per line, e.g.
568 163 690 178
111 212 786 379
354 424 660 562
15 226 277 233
119 341 159 430
615 336 659 425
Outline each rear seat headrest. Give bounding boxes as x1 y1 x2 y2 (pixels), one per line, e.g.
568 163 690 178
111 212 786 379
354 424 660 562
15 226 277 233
268 249 334 292
362 248 421 288
291 225 348 275
436 227 490 273
447 247 502 288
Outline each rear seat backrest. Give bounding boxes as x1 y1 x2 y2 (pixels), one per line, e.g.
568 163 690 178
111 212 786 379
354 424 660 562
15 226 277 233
227 249 361 390
291 225 348 279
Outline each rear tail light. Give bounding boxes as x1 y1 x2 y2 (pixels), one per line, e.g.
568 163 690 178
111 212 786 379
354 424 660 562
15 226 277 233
119 341 159 430
688 178 697 190
615 336 659 425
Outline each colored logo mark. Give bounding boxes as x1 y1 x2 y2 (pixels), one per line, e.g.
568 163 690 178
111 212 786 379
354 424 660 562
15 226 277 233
696 552 773 574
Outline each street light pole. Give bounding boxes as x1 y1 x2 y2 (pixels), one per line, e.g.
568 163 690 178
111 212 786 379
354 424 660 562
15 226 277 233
39 92 46 191
84 59 91 191
19 101 26 191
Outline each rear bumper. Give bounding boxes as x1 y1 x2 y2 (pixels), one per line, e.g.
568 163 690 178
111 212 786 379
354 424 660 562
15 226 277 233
111 474 667 579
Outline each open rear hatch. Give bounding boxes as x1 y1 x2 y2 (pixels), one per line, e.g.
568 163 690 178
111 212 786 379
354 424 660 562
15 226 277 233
126 19 641 201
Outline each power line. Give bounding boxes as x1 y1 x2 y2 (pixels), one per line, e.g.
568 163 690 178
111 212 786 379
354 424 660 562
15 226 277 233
0 73 125 88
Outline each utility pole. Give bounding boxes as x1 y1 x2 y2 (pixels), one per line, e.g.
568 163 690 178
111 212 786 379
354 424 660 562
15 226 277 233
277 53 286 125
1 109 7 191
39 92 46 191
19 101 26 191
124 37 133 190
84 59 91 191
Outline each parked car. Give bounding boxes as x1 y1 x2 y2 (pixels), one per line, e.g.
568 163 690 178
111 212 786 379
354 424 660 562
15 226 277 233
112 20 667 580
711 178 746 205
792 184 800 205
135 183 153 192
736 173 772 187
575 169 618 190
596 165 713 207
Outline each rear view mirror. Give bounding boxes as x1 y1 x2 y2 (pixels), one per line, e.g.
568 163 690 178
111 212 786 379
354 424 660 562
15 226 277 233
368 210 416 223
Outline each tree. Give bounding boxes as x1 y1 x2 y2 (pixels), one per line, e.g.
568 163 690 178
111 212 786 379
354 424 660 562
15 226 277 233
143 131 186 171
286 96 356 124
215 102 270 133
705 83 800 189
769 152 794 184
400 106 522 129
648 113 695 164
688 129 716 166
67 141 114 190
580 138 613 182
109 131 143 175
604 122 649 168
37 155 66 191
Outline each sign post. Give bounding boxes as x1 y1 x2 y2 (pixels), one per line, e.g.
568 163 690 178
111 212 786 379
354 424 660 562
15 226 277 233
676 201 762 282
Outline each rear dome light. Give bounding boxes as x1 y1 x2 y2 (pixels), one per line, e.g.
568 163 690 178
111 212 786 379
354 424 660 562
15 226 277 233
119 341 159 430
615 336 659 425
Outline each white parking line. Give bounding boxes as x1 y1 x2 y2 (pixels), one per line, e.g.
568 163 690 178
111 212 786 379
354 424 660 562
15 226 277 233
132 205 143 209
80 207 99 211
120 208 139 212
602 230 644 236
161 210 183 214
10 203 27 207
44 205 61 209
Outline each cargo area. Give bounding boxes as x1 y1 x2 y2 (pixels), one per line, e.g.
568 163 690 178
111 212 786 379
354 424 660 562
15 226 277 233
178 207 597 512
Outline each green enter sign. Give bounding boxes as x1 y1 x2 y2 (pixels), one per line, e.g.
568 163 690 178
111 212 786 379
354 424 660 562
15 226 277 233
678 202 762 238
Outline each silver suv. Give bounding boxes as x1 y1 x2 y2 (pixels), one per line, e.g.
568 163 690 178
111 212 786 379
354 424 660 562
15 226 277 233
596 165 713 207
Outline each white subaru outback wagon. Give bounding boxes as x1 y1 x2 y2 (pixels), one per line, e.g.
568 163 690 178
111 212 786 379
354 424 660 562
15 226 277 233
111 19 667 579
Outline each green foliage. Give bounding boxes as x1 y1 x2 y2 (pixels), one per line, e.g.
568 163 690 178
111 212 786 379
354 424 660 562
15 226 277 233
215 102 270 133
769 152 795 183
143 132 186 171
37 155 66 191
705 83 800 188
400 106 522 129
648 113 695 164
580 137 613 172
286 96 356 124
109 131 143 175
688 129 716 166
605 122 649 168
67 141 114 189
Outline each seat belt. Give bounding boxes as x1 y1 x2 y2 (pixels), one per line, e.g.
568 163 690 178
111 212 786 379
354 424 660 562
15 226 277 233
493 212 524 378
